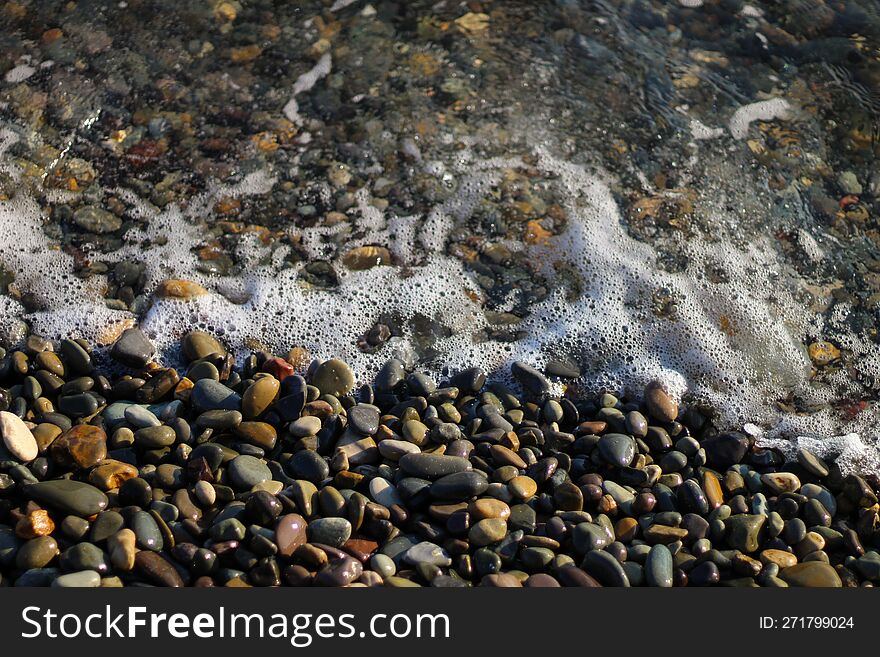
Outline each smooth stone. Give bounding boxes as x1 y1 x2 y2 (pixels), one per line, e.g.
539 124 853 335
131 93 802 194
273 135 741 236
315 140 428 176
134 425 176 448
110 328 155 368
701 432 749 469
50 424 107 469
369 476 404 508
761 472 801 495
90 511 124 543
316 556 363 587
854 552 880 580
0 411 38 462
510 361 550 396
597 433 636 467
289 416 322 437
645 544 673 587
347 404 380 436
227 455 272 490
573 523 611 553
582 550 630 587
24 479 108 517
191 379 241 411
52 570 101 588
508 475 538 500
370 553 396 578
779 562 842 587
760 549 797 569
377 439 420 460
131 510 163 551
797 448 829 478
287 450 329 483
210 518 246 542
243 376 280 419
60 340 92 374
430 472 489 500
644 383 678 422
196 410 242 430
800 484 837 517
312 359 355 397
58 393 99 417
16 536 59 569
308 518 352 548
726 514 766 553
404 542 452 567
399 453 471 479
469 498 510 521
402 420 429 446
135 550 184 587
689 561 721 586
60 542 109 573
124 405 161 428
275 514 308 557
469 518 508 546
182 331 225 361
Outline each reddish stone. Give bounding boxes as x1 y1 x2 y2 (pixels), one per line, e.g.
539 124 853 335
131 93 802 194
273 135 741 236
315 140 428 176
262 357 294 381
341 538 379 562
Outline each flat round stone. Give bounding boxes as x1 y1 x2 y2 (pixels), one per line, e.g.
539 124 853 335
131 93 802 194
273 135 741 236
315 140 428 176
508 475 538 500
469 518 508 546
124 405 161 428
347 404 380 436
227 455 272 490
134 425 176 448
311 359 354 397
287 450 329 483
307 517 352 548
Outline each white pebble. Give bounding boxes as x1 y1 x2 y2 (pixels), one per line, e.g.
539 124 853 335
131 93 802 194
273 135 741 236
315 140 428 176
0 411 38 462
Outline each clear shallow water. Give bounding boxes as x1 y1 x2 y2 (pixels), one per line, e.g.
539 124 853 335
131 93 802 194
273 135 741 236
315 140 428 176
1 0 880 472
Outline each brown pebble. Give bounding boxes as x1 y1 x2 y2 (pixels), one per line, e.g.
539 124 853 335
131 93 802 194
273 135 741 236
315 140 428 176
15 509 55 539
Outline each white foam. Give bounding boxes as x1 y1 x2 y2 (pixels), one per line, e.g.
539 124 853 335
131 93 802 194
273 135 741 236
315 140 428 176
282 53 332 125
729 98 792 139
689 118 725 140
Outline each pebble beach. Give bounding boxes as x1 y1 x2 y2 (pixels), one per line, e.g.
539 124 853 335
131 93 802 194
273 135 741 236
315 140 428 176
1 1 880 586
0 328 878 587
